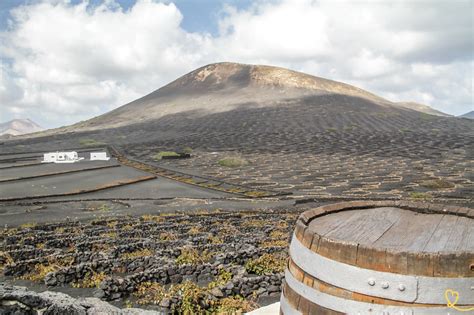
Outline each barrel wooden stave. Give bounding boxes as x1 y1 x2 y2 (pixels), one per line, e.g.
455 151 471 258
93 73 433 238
281 201 474 315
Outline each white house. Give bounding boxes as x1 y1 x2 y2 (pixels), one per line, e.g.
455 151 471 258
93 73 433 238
90 152 110 161
42 151 84 163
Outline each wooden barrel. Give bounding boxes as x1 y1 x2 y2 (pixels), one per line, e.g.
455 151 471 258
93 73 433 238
280 201 474 315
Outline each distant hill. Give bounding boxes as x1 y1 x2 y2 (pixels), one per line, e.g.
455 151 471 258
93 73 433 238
0 119 44 136
459 111 474 119
394 102 450 117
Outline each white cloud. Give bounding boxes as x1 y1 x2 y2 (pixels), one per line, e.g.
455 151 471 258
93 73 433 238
0 0 472 128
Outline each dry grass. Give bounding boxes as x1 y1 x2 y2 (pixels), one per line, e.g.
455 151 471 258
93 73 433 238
121 248 153 260
159 232 177 241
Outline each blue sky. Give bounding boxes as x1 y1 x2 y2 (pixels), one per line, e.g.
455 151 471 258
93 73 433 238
0 0 254 34
0 0 472 128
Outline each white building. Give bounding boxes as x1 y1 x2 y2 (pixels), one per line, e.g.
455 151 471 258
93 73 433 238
42 151 84 163
90 152 110 161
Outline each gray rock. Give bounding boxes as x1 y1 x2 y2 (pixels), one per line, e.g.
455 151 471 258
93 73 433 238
210 287 223 298
92 289 105 299
255 287 266 296
78 297 121 314
267 285 280 293
159 298 170 308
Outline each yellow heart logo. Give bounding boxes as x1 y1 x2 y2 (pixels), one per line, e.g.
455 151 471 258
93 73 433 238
445 288 474 312
445 289 459 307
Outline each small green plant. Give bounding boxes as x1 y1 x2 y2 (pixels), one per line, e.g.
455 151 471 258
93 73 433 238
142 214 165 223
159 231 178 241
153 151 180 160
188 226 201 234
79 138 105 147
20 256 74 282
21 263 60 281
409 192 431 199
98 204 111 212
72 271 107 288
207 235 223 244
121 248 153 260
245 253 286 275
100 231 117 238
270 229 287 238
134 281 166 305
19 222 36 229
208 269 233 289
134 280 258 312
420 179 454 189
244 191 268 197
218 157 248 168
183 147 193 154
134 281 207 313
216 296 259 313
176 247 212 265
0 251 14 271
326 127 337 132
260 239 288 248
54 227 65 234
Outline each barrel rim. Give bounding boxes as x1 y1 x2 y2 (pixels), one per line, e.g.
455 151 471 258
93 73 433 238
294 200 473 277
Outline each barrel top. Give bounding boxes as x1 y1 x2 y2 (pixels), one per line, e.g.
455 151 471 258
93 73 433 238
308 206 473 253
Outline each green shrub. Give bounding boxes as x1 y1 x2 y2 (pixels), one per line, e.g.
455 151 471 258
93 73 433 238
409 192 431 199
215 296 258 313
79 138 105 147
245 253 286 275
218 157 248 168
208 269 232 289
153 151 180 160
420 179 454 189
176 247 212 265
183 147 193 154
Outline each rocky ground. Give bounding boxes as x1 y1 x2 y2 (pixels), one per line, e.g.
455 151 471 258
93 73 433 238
6 105 473 203
1 208 299 313
1 95 472 314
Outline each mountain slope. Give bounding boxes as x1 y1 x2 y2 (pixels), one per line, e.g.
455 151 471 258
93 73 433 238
63 62 401 132
20 62 472 144
459 111 474 119
0 119 44 136
394 102 450 117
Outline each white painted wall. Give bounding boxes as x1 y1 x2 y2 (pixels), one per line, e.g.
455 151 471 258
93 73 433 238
90 152 110 161
42 151 82 163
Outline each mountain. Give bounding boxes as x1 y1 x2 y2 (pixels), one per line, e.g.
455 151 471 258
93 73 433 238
459 111 474 119
0 119 44 136
2 62 471 211
394 102 450 117
60 62 414 132
18 63 473 148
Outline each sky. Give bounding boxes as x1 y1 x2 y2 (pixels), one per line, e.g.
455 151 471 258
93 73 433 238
0 0 472 128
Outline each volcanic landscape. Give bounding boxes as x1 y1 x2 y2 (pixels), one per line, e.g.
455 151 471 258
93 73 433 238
1 63 473 314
